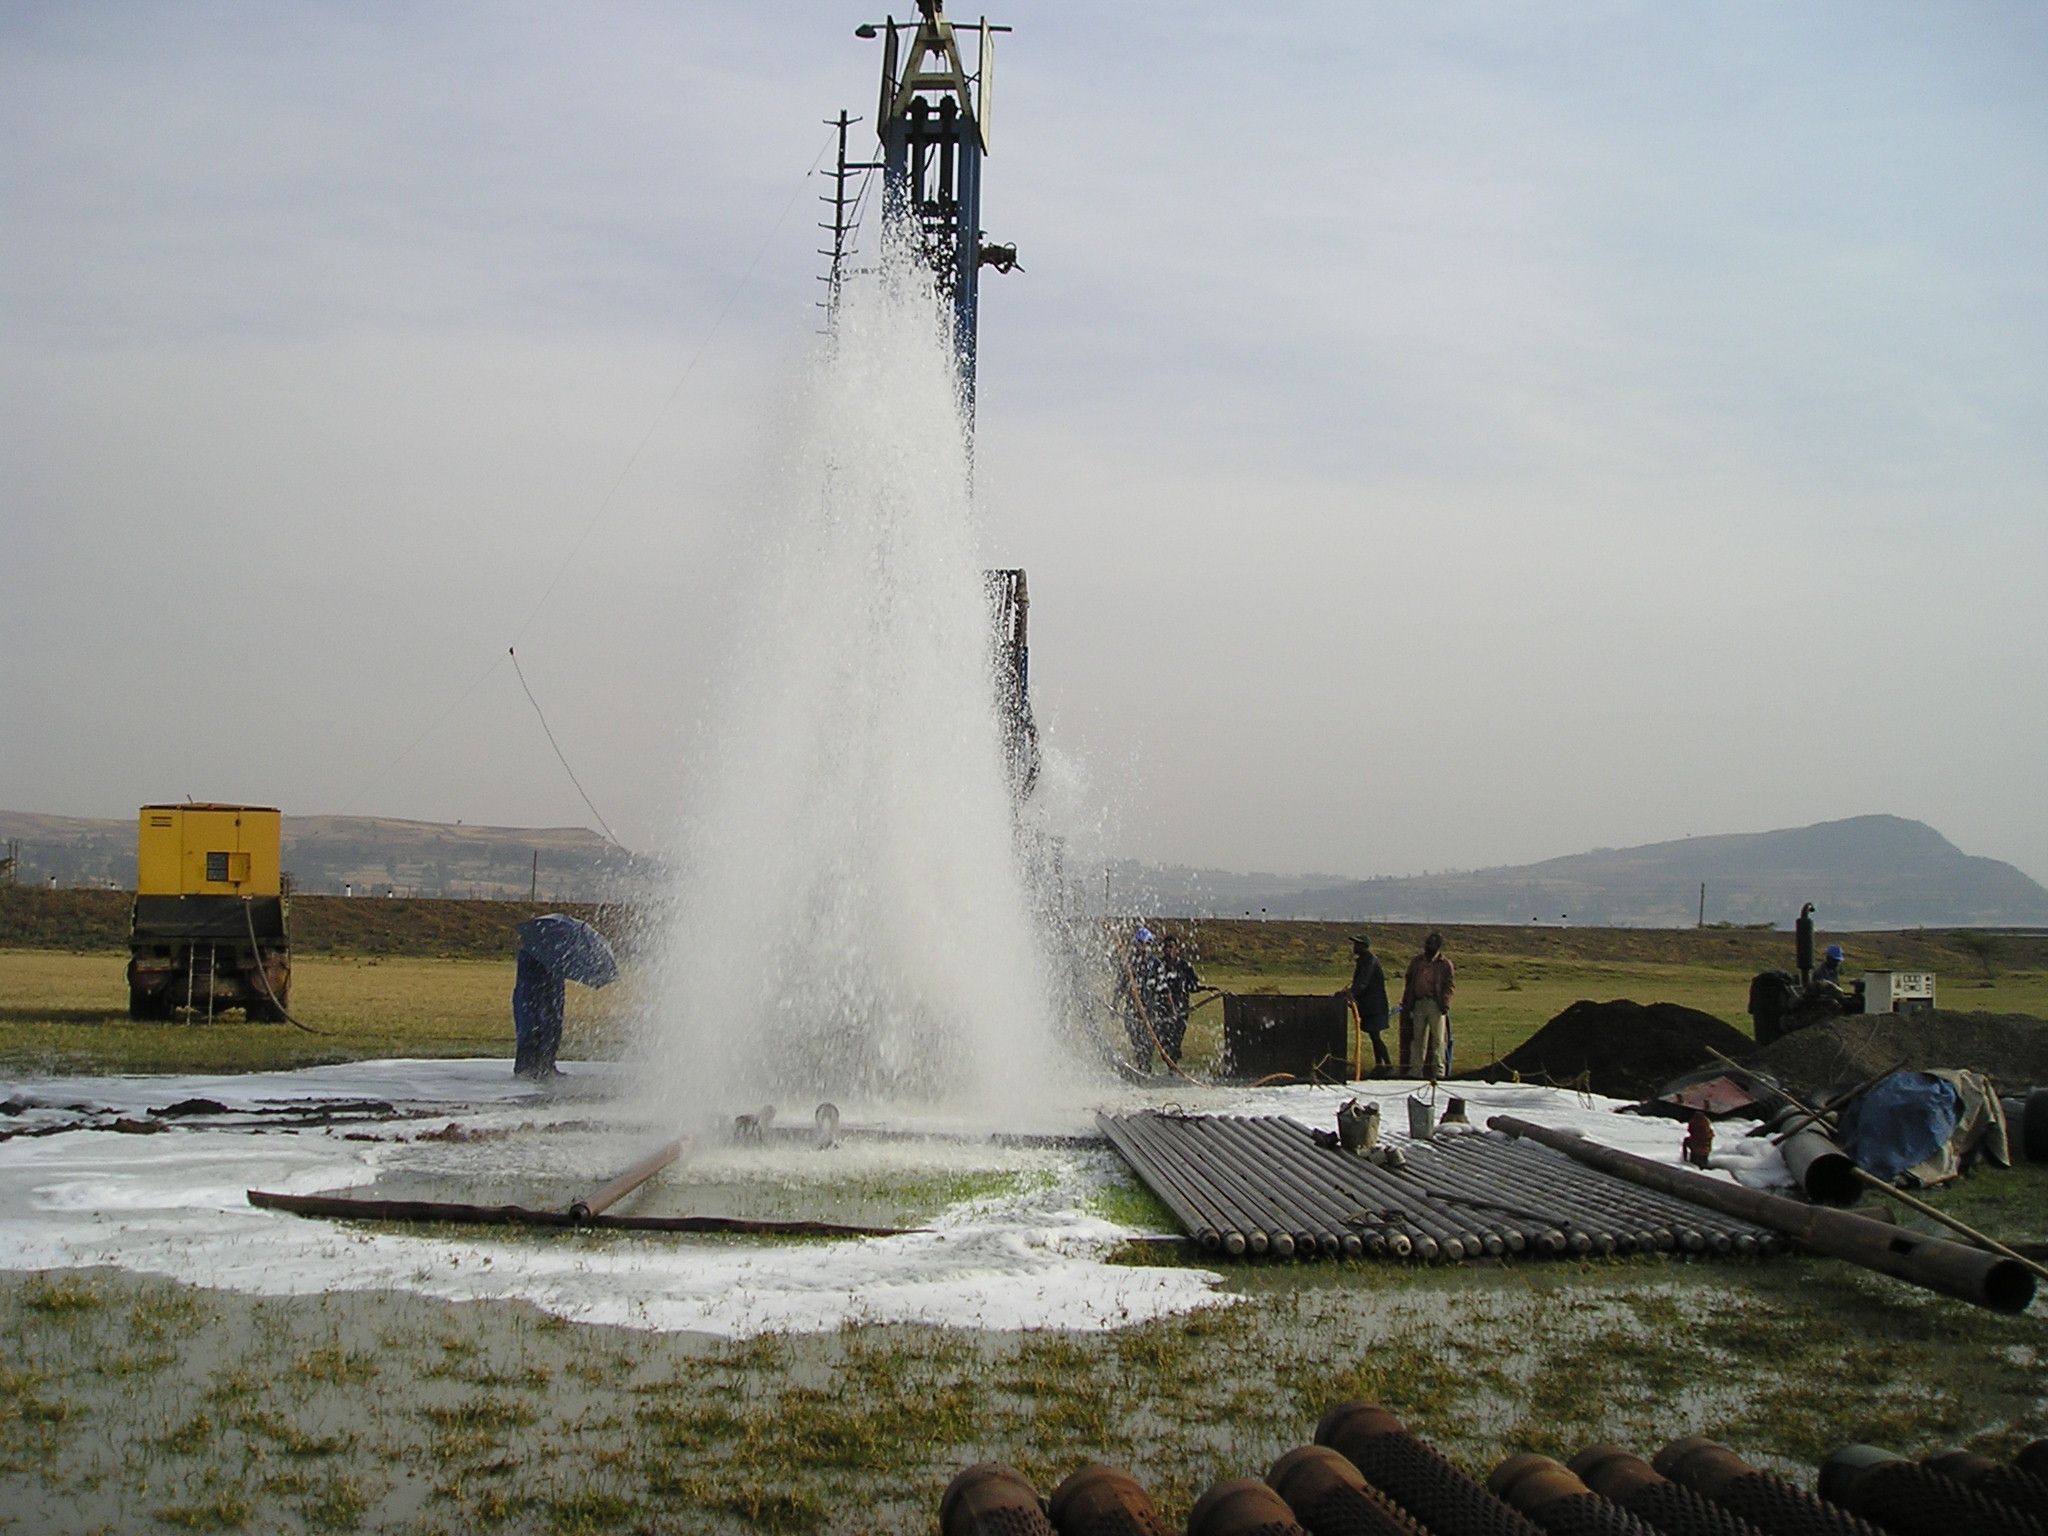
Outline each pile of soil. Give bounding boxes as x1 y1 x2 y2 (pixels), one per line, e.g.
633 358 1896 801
1482 999 1755 1101
1746 1010 2048 1098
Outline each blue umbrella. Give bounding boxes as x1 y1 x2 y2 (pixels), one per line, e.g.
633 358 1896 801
516 914 618 988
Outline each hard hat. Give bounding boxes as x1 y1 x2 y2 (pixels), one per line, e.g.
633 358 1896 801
1823 944 1844 962
1135 927 1155 943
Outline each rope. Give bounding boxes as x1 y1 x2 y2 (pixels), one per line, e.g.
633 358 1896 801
508 647 620 847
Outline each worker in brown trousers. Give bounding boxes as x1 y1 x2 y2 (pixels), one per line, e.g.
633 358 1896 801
1399 931 1455 1080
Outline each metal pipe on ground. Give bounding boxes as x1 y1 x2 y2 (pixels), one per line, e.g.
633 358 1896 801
1654 1439 1883 1536
569 1138 686 1223
1129 1114 1301 1259
941 1465 1058 1536
1098 1113 1234 1252
1120 1113 1294 1258
1048 1465 1174 1536
1267 1446 1427 1536
1395 1136 1626 1256
1769 1107 1861 1207
1568 1444 1771 1536
1441 1136 1728 1255
1251 1120 1453 1261
1104 1113 1258 1255
1316 1402 1546 1536
1493 1117 2036 1313
1199 1117 1358 1258
1817 1446 2046 1536
1205 1116 1387 1259
1187 1122 1327 1261
1187 1479 1310 1536
1487 1454 1660 1535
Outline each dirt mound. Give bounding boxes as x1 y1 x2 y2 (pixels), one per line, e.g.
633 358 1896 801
1486 999 1755 1101
1746 1010 2048 1097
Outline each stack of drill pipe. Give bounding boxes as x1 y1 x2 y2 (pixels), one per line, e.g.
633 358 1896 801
1316 1401 1547 1536
1497 1115 2037 1313
1102 1110 1283 1256
1816 1446 2046 1536
1569 1445 1770 1536
1653 1439 1881 1536
1187 1479 1311 1536
940 1464 1058 1536
1921 1449 2048 1517
1223 1115 1435 1259
1487 1455 1661 1535
1048 1465 1174 1536
1422 1134 1783 1257
1115 1112 1314 1259
1202 1115 1382 1259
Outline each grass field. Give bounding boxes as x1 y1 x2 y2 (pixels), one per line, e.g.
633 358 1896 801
0 951 634 1076
6 917 2048 1531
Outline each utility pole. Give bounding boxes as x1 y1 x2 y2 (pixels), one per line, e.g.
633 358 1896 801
1698 882 1706 928
819 110 881 325
530 851 539 904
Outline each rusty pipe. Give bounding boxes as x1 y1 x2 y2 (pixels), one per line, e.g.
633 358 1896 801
1048 1465 1171 1536
1266 1445 1425 1536
942 1464 1056 1536
1316 1402 1545 1536
1655 1438 1880 1536
1488 1454 1658 1535
568 1138 685 1223
1187 1479 1308 1536
1569 1444 1772 1536
1494 1116 2035 1313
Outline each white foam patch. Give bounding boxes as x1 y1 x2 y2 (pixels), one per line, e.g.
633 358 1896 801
0 1061 1787 1336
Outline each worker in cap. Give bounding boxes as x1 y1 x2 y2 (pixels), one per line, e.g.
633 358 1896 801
1156 935 1208 1066
1118 925 1167 1070
1344 933 1391 1071
1815 943 1845 985
1399 931 1455 1080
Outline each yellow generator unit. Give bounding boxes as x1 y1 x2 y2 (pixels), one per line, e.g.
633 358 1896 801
128 805 292 1021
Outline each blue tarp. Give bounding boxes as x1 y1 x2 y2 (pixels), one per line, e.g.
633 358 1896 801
515 914 618 989
1839 1072 1959 1185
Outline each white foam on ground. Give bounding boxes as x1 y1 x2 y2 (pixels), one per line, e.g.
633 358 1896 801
0 1060 1787 1337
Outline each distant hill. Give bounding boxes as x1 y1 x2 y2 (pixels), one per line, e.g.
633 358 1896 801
1133 817 2048 930
0 810 652 903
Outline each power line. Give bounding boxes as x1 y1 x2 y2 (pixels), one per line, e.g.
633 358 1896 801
509 647 619 848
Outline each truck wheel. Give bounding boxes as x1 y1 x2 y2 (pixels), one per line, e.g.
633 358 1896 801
129 984 168 1021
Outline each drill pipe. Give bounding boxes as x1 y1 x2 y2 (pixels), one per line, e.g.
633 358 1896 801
1264 1121 1486 1261
1495 1117 2036 1313
1769 1107 1862 1207
1228 1117 1431 1258
1440 1134 1715 1248
1195 1118 1322 1256
1316 1402 1545 1536
1488 1454 1660 1535
1316 1131 1547 1262
1267 1445 1427 1536
940 1465 1057 1536
1187 1479 1310 1536
1122 1112 1304 1258
1654 1438 1883 1536
1139 1113 1312 1259
1157 1115 1320 1258
1818 1445 2046 1536
1414 1149 1634 1256
1204 1115 1392 1259
1569 1444 1771 1536
1098 1112 1234 1252
1394 1140 1586 1254
1102 1112 1253 1254
1198 1117 1366 1259
569 1138 685 1223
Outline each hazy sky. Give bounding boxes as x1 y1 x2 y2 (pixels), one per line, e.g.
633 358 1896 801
5 2 2045 884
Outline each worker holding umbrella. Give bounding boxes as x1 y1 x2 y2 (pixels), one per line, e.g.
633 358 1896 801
512 913 618 1078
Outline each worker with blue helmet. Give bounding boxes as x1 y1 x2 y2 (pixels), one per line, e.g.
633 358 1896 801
1814 942 1846 989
